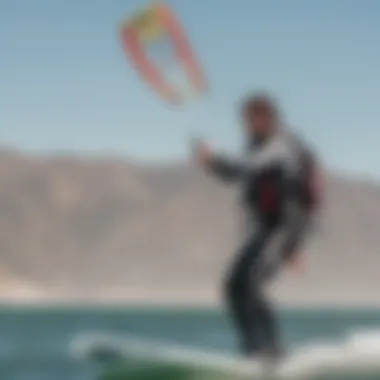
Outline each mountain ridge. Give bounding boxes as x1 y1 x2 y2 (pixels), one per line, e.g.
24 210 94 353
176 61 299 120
0 149 379 305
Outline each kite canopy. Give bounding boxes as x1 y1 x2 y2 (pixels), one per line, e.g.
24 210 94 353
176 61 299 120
120 3 207 104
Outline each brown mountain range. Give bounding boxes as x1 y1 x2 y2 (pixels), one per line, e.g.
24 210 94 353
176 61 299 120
0 148 379 305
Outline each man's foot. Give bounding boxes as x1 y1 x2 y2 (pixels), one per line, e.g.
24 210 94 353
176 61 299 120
261 345 286 366
241 340 285 366
241 341 263 357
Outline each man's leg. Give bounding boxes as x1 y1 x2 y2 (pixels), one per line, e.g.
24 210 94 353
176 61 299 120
226 214 312 358
247 228 288 358
250 289 281 357
224 232 269 355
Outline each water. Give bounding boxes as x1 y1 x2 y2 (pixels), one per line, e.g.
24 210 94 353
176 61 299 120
1 306 380 380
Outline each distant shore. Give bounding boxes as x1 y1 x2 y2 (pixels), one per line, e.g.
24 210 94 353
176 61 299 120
0 288 379 309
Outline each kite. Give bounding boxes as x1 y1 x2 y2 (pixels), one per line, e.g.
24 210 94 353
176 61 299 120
120 3 207 104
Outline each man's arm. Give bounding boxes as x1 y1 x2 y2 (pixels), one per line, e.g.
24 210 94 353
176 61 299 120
206 155 245 182
283 210 310 260
281 206 313 277
192 139 245 182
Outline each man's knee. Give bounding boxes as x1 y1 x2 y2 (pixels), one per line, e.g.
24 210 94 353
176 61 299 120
224 268 247 304
224 265 260 305
223 235 265 304
223 271 237 304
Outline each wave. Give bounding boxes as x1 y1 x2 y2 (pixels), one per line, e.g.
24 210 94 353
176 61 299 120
70 328 380 379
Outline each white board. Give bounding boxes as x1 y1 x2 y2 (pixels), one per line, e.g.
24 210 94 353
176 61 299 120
70 330 380 378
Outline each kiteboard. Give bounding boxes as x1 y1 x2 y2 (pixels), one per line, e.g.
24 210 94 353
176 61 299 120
70 330 380 379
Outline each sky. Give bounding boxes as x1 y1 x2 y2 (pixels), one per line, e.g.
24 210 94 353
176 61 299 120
1 0 380 179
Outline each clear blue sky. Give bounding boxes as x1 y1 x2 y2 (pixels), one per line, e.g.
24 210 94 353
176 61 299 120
1 0 380 178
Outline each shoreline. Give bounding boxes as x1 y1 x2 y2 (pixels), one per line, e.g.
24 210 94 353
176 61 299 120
0 297 379 310
1 285 379 309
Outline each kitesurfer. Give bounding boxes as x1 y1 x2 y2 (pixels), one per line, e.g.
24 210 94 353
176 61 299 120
193 92 322 361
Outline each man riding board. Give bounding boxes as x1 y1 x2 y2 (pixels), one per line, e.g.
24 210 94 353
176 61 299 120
193 93 322 361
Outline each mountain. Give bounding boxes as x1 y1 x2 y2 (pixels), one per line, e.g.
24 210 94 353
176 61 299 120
0 148 379 305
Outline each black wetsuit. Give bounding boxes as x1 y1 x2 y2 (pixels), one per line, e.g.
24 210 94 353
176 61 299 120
208 129 319 356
